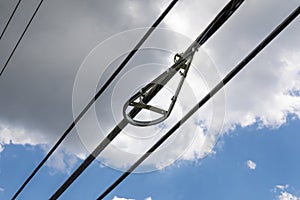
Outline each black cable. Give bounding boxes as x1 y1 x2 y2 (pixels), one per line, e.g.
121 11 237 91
97 5 300 199
194 0 244 48
0 0 22 41
49 60 184 200
11 1 179 199
0 0 44 77
50 0 245 199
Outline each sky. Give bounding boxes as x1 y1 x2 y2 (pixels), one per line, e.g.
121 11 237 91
0 0 299 199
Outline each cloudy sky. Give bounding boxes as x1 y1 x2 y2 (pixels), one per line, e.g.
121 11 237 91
0 0 299 199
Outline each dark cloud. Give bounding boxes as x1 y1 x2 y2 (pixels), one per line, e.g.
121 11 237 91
0 0 165 141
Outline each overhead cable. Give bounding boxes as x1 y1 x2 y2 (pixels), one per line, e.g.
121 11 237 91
0 0 44 77
0 0 22 41
11 0 179 199
50 0 245 199
97 5 300 199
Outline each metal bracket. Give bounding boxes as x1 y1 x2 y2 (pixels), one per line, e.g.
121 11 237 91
123 53 194 126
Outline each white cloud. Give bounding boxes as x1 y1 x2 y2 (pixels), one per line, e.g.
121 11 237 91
164 0 300 129
276 185 290 191
0 144 4 153
46 148 79 175
278 191 300 200
203 0 300 132
0 123 82 173
0 187 4 192
246 160 256 170
112 196 135 200
273 184 300 200
111 196 152 200
0 124 46 152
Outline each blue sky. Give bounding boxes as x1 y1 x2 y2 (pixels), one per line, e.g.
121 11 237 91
1 118 300 199
0 0 299 199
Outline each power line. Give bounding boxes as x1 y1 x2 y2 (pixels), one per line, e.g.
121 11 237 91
123 0 244 127
0 0 44 77
11 0 179 199
49 58 187 199
0 0 22 41
49 0 245 199
97 5 300 199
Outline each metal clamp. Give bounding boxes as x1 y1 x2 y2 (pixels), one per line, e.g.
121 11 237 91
123 54 194 127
